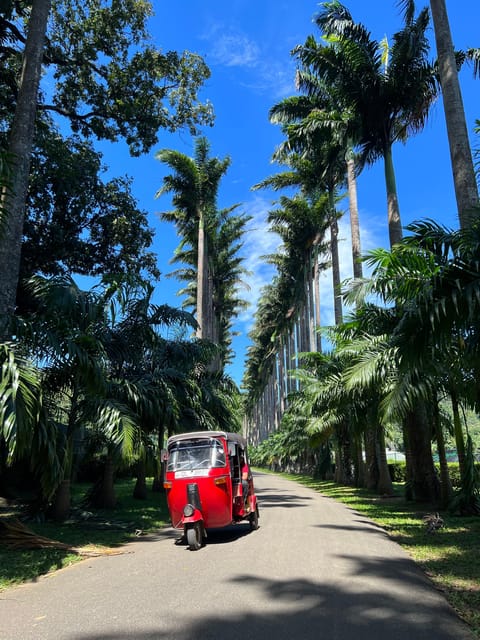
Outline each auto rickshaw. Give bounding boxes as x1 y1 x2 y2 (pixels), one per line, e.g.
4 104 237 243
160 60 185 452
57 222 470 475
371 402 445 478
163 431 259 550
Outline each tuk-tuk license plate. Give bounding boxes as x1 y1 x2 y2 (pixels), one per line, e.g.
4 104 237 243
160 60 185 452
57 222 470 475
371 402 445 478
174 470 209 479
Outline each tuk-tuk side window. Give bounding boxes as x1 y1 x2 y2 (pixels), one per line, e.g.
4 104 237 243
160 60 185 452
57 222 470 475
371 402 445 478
167 438 226 471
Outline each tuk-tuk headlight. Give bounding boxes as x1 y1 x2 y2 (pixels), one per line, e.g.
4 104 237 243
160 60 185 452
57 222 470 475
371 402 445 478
183 504 195 517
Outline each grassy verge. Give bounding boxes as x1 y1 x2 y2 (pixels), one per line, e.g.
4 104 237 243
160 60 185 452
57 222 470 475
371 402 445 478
283 474 480 638
0 479 170 591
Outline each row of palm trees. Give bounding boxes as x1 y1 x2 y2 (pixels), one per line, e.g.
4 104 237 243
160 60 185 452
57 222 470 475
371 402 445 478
243 1 480 510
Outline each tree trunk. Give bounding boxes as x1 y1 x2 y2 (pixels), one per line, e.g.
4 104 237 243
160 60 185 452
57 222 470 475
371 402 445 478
376 428 394 496
307 249 316 352
313 250 322 352
333 440 344 484
346 153 363 280
0 0 51 330
98 455 116 509
364 427 379 490
384 144 403 247
432 394 453 509
287 328 295 394
133 456 148 500
330 219 343 325
353 432 366 488
51 479 71 522
335 422 353 485
429 0 479 229
277 338 286 416
152 424 166 493
51 386 78 520
403 403 440 503
450 388 466 478
196 209 206 339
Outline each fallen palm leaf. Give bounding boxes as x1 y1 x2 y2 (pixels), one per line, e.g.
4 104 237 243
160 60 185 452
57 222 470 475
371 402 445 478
0 518 126 556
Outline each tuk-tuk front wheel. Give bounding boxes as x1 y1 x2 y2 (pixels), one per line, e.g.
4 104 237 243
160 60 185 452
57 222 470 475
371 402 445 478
186 523 203 551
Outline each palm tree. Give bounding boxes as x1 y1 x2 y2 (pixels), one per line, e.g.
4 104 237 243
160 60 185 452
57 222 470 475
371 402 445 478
298 0 438 247
0 340 61 500
428 0 479 228
270 75 364 281
156 138 230 345
268 192 330 339
167 204 252 370
343 219 480 504
98 278 201 500
16 275 140 518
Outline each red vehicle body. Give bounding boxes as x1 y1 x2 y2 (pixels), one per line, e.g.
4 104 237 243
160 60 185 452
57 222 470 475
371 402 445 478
163 431 259 550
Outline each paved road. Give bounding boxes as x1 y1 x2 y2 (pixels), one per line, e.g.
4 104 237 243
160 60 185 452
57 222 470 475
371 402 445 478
0 472 474 640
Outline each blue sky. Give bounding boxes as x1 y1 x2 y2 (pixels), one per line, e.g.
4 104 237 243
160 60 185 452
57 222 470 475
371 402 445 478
98 1 480 385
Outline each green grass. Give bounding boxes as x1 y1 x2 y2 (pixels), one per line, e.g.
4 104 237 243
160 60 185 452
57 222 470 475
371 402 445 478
0 479 170 591
283 474 480 638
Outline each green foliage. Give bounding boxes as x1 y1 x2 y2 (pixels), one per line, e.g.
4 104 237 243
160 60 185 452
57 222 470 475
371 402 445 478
387 462 408 483
1 275 245 509
0 0 214 154
309 1 437 168
0 342 43 462
21 128 159 286
249 409 324 474
0 0 214 319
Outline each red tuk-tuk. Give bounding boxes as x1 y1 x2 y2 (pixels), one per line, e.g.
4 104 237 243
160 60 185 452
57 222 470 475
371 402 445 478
163 431 259 550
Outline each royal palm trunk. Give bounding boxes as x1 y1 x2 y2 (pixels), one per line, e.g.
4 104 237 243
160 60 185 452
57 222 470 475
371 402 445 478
430 0 479 228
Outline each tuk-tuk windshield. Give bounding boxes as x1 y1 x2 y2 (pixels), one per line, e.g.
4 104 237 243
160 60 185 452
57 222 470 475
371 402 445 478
167 438 226 472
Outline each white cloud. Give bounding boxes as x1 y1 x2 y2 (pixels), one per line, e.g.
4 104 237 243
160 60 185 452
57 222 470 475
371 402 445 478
239 63 296 99
201 24 296 98
202 26 260 68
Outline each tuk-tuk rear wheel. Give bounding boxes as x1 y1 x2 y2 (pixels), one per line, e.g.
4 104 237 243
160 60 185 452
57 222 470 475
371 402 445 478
249 507 259 531
186 524 202 550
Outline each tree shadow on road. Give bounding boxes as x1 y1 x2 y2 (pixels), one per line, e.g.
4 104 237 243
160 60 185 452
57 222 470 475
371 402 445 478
72 556 473 640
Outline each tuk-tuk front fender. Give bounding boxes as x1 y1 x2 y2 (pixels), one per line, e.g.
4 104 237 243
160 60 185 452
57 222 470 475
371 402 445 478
182 505 203 526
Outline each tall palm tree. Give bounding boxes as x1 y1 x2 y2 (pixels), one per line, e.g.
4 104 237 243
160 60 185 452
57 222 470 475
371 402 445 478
167 204 252 370
156 137 230 343
254 149 340 329
299 0 438 247
270 75 364 281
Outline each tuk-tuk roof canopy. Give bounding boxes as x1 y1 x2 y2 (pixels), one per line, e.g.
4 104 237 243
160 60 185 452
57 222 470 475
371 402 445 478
167 430 247 448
